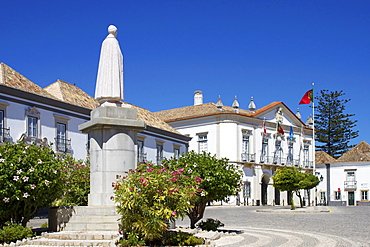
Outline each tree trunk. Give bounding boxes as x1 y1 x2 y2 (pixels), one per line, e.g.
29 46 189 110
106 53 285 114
295 191 303 208
188 202 207 229
290 191 296 210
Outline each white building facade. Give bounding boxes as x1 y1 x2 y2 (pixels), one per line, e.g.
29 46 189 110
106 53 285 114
316 141 370 206
155 91 315 206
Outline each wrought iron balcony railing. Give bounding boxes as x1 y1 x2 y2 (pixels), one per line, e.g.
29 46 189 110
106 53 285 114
54 138 71 153
0 128 10 142
241 153 256 162
344 181 357 190
138 153 147 163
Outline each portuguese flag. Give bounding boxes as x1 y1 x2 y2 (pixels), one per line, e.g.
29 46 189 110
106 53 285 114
299 89 313 104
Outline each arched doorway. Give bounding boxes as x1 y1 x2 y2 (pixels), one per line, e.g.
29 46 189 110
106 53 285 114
261 175 269 205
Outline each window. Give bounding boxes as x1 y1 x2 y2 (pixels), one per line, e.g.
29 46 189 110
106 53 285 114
335 191 341 200
54 115 70 153
0 110 4 142
197 133 208 153
26 107 40 138
56 123 67 152
173 145 181 159
156 141 164 165
347 172 355 182
0 102 10 142
260 134 269 163
241 130 252 161
273 137 283 164
303 141 310 168
286 140 293 166
320 191 326 204
243 182 251 198
137 140 146 163
361 190 368 201
27 116 38 137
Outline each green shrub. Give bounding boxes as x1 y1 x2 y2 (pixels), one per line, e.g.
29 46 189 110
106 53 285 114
0 142 66 227
114 162 199 243
40 222 48 228
0 222 35 244
166 231 204 246
197 218 224 231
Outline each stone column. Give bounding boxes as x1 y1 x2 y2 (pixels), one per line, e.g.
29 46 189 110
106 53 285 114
79 106 145 206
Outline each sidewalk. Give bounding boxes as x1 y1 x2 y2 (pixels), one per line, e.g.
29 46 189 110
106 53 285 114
255 206 331 213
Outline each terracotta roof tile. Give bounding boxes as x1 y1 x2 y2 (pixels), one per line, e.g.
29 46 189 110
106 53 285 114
44 80 99 109
0 63 57 99
337 141 370 162
154 103 254 122
315 151 337 164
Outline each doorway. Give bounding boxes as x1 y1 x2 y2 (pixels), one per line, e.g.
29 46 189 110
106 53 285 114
261 175 269 205
348 191 355 206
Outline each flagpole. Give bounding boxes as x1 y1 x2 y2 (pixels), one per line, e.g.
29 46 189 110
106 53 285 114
311 81 316 206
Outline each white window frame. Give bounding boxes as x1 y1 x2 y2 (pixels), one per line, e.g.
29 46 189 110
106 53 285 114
26 107 40 138
54 115 70 153
197 132 208 153
137 135 147 163
173 144 181 159
156 140 165 165
361 190 368 201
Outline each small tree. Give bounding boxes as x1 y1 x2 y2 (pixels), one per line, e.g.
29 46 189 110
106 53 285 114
273 166 320 209
273 166 301 210
0 142 66 227
298 172 320 207
113 163 198 244
163 151 242 228
315 90 359 158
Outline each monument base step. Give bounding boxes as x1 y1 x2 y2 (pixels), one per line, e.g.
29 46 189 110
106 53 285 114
63 206 120 232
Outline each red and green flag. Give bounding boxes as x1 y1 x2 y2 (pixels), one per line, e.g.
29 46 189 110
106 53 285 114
277 122 284 134
299 89 313 104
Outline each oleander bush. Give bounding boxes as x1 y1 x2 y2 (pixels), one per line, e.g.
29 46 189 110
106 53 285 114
0 142 66 227
114 162 201 246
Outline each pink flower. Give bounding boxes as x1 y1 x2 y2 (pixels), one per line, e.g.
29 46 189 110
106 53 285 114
23 193 29 198
44 180 50 186
13 176 19 181
171 211 177 216
16 169 22 174
129 188 133 192
0 159 5 162
112 182 115 187
3 198 9 203
53 170 57 174
37 159 42 164
29 167 35 172
30 184 36 190
178 168 185 172
22 176 29 182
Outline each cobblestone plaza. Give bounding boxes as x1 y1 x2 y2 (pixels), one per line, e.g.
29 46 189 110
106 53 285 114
178 206 370 246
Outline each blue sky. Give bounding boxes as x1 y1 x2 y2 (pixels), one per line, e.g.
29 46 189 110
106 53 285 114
1 1 369 146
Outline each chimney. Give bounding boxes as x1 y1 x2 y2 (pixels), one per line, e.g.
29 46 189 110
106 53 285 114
194 91 203 105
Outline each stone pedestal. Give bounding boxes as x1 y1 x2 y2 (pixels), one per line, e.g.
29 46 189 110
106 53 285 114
79 106 145 206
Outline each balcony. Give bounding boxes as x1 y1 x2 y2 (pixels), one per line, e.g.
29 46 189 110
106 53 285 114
241 153 255 162
0 127 10 143
54 138 71 153
138 153 147 163
344 181 357 190
18 133 48 146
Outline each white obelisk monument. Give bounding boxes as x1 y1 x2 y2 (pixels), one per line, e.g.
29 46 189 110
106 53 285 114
79 25 145 207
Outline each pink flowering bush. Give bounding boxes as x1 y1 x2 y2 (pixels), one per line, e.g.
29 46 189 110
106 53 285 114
162 151 242 229
54 156 90 206
0 142 66 227
113 162 199 245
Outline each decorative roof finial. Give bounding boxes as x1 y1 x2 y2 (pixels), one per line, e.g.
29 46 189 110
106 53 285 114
296 108 302 119
216 95 223 109
232 96 239 113
248 97 256 111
